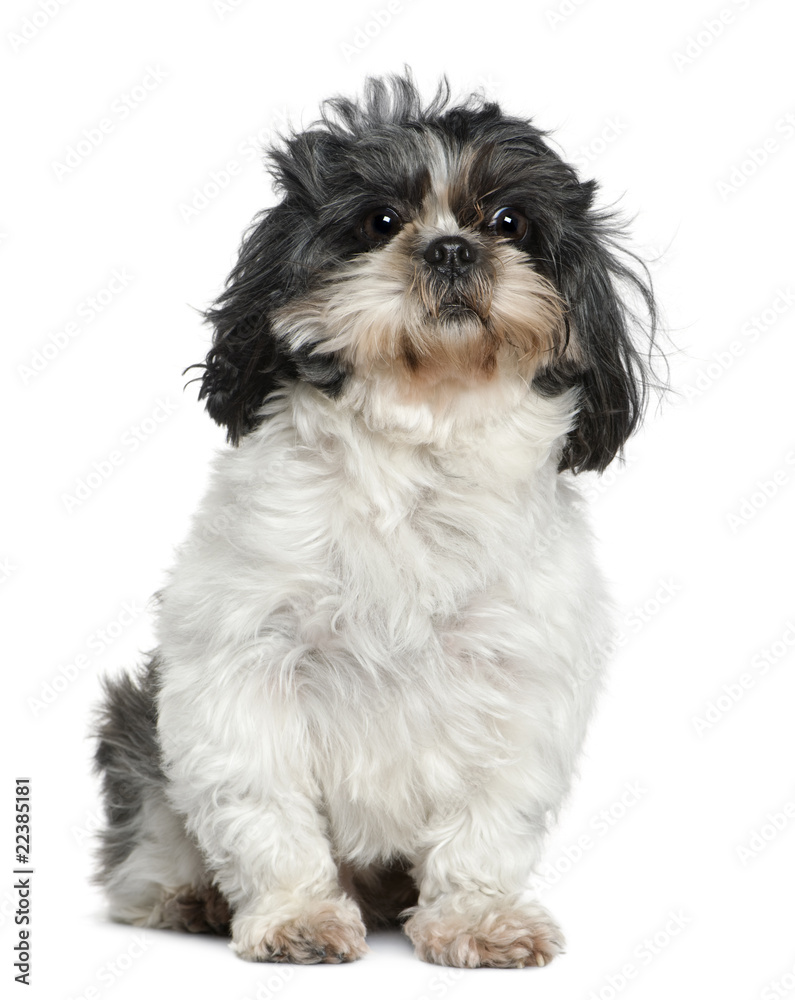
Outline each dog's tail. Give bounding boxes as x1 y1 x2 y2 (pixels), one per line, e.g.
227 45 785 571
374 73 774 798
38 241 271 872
93 653 165 887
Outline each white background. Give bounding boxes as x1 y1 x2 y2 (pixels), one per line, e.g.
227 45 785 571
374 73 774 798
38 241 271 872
3 0 794 997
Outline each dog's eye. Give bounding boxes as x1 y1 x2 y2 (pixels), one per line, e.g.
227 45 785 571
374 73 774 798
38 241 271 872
490 207 529 242
359 207 403 243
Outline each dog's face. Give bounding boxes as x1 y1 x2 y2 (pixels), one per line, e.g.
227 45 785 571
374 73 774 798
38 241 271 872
198 76 655 472
270 132 569 390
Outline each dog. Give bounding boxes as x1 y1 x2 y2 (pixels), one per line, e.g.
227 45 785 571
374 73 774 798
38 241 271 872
93 73 657 968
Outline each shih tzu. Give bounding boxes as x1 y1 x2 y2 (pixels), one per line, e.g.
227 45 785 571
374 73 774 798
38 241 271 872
93 74 657 968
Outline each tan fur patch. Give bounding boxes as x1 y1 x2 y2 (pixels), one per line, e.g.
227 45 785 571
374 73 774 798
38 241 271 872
404 903 564 969
236 899 368 964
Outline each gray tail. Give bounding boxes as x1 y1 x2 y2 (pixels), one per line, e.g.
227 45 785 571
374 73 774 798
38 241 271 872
92 653 165 886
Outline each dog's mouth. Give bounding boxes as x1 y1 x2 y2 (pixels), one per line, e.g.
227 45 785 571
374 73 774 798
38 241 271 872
437 301 482 321
422 279 493 326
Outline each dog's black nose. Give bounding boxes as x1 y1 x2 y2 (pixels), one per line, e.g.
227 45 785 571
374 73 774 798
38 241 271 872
423 236 477 276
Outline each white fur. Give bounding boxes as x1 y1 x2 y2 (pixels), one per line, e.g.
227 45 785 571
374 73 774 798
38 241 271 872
141 372 612 958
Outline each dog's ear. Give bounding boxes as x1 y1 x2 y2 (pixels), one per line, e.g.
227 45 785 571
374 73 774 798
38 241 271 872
192 196 345 444
537 181 657 474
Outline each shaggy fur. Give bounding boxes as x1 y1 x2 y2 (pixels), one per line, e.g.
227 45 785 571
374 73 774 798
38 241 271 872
93 73 657 968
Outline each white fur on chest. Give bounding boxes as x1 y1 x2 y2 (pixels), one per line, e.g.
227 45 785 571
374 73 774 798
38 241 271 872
157 383 610 864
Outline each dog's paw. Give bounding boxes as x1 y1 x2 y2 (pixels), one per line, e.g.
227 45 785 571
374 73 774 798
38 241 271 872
404 899 564 969
232 897 368 964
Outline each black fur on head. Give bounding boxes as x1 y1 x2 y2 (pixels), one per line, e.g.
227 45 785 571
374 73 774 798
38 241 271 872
193 72 658 473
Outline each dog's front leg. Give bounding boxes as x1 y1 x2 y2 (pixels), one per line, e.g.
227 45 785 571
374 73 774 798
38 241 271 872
158 683 367 963
405 791 563 969
224 790 368 964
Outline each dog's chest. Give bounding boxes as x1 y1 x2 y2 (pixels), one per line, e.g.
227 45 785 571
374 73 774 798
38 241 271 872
285 440 559 856
296 434 545 650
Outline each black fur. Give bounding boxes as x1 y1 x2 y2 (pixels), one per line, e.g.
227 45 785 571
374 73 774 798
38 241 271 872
92 654 165 884
531 197 658 473
194 72 657 472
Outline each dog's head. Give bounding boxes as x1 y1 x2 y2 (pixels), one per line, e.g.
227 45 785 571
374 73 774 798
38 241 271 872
196 74 656 472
